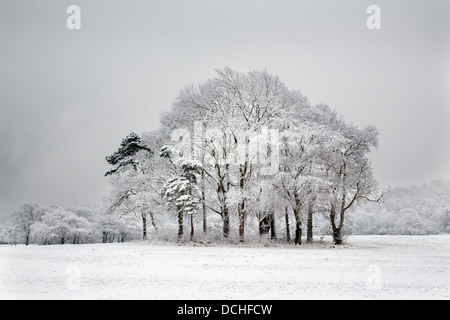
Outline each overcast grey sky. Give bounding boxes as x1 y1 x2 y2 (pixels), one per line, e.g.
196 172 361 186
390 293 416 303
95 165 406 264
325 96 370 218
0 0 449 222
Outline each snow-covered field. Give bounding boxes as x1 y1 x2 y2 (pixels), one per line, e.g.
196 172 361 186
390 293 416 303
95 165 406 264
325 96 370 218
0 235 449 300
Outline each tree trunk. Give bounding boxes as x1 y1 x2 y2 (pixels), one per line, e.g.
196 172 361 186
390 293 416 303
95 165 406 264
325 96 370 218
270 211 277 241
238 201 246 243
190 213 194 241
295 220 302 245
259 214 270 235
202 169 207 235
294 200 302 245
338 206 346 244
330 204 343 245
334 230 343 245
218 175 230 239
307 202 313 244
238 162 248 243
178 209 184 241
222 203 230 239
142 213 148 240
285 207 291 243
149 211 158 232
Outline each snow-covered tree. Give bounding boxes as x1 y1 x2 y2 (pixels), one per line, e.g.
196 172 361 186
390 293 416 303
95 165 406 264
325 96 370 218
105 132 156 240
105 132 153 176
0 223 19 245
321 124 385 244
95 210 141 243
0 223 7 244
160 146 203 241
8 204 45 245
31 207 93 245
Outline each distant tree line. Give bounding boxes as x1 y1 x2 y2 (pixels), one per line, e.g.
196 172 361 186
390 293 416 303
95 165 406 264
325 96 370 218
0 204 141 246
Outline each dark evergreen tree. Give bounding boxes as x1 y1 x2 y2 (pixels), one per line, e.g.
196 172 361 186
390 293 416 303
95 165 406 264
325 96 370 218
105 132 153 176
105 132 154 240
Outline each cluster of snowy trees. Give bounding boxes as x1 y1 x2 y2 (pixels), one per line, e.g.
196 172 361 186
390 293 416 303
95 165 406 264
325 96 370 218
1 69 448 246
102 68 385 245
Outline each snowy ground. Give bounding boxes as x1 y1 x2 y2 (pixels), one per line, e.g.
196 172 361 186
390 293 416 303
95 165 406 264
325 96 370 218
0 235 449 300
